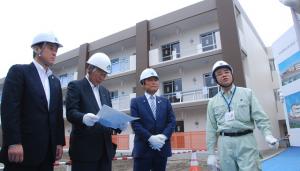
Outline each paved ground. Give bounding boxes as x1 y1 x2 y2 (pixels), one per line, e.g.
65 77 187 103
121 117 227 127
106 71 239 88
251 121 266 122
111 148 285 171
262 147 300 171
0 147 286 171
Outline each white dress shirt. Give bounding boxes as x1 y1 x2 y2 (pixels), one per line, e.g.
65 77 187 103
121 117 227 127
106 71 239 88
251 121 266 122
33 60 52 109
86 75 102 109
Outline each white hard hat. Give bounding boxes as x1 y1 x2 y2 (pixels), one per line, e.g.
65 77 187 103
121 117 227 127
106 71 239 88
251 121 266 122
140 68 159 84
212 60 232 80
87 52 112 74
31 32 63 48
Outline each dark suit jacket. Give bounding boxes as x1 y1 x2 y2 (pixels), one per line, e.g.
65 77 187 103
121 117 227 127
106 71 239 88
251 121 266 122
0 63 65 165
66 78 115 162
130 95 176 158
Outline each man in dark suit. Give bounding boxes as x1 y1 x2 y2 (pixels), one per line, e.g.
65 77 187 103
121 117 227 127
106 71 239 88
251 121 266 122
66 52 123 171
0 32 65 171
131 68 176 171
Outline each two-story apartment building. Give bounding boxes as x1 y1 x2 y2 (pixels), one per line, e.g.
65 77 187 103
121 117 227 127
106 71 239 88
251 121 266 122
0 0 285 151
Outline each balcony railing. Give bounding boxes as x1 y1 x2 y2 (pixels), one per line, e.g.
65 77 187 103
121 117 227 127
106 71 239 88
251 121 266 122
149 31 221 66
162 86 219 103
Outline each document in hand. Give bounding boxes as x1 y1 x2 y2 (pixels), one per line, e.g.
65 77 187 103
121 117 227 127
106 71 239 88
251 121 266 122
97 105 139 129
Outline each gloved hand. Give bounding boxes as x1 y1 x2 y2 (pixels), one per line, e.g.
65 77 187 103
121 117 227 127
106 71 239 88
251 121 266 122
148 135 165 150
119 122 129 131
156 134 167 142
207 154 217 166
82 113 99 126
265 135 279 149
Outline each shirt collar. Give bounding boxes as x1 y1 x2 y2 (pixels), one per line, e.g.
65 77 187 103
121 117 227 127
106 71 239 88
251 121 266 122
145 92 156 100
33 59 52 76
221 84 236 96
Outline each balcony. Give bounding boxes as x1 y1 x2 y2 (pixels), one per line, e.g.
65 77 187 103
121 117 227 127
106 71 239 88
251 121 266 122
149 31 221 66
111 93 136 111
162 86 219 104
109 55 136 76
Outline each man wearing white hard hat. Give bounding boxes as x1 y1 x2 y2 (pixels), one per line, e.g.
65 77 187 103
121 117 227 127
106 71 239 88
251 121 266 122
0 32 65 170
66 52 126 171
206 60 279 171
130 68 176 171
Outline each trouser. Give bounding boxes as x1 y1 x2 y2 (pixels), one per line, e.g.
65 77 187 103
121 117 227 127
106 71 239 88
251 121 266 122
71 155 112 171
133 156 167 171
218 133 262 171
4 147 54 171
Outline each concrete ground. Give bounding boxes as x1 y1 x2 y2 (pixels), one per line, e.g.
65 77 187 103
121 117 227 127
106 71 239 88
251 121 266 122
111 148 284 171
0 148 284 171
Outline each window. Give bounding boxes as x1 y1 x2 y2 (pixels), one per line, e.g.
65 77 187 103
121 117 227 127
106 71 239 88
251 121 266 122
59 73 74 88
110 90 118 99
203 73 219 98
111 58 120 74
200 32 217 52
163 78 182 103
111 57 130 74
161 41 180 61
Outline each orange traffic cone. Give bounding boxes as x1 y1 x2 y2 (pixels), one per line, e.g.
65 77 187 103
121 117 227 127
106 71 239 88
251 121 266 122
189 151 201 171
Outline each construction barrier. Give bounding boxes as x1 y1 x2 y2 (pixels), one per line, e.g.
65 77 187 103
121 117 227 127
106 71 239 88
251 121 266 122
64 131 207 151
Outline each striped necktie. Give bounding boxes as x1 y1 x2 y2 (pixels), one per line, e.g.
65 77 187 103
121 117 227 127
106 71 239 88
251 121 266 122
149 95 156 119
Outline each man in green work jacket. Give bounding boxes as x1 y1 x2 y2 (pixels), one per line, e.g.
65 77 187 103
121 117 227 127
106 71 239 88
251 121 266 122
206 60 279 171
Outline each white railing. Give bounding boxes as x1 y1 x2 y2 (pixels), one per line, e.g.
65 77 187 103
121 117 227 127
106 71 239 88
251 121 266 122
111 93 136 111
149 31 221 66
162 86 219 103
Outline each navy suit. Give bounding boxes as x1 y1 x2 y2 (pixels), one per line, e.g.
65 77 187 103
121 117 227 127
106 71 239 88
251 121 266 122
130 95 176 171
0 63 65 168
66 78 115 171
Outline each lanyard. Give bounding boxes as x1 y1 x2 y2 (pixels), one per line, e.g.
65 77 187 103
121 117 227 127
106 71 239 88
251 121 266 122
221 86 236 112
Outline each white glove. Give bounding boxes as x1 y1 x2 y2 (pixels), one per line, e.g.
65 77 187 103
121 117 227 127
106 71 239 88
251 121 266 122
119 122 129 131
82 113 99 126
156 134 167 142
148 135 165 150
265 135 279 149
207 154 217 166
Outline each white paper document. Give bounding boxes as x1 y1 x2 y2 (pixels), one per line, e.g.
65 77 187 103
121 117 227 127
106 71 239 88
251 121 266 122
97 105 139 129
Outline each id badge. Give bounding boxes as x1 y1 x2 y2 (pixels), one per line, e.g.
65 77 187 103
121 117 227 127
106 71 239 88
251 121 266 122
225 111 235 122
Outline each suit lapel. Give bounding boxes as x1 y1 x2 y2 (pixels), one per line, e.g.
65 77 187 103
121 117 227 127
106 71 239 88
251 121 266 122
29 63 48 110
83 78 100 112
99 86 107 106
155 96 162 120
48 75 57 111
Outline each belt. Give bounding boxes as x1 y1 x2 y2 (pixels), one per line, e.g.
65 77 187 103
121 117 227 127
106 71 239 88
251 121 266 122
219 130 253 137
